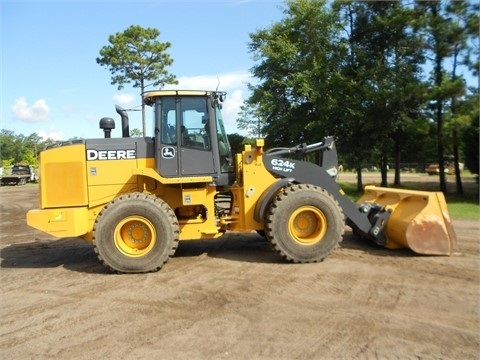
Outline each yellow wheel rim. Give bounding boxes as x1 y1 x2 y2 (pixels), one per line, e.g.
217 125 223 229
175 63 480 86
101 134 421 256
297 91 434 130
288 206 327 245
114 216 156 257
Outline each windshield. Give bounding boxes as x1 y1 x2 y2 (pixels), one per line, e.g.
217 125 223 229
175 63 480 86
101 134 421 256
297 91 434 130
215 104 233 173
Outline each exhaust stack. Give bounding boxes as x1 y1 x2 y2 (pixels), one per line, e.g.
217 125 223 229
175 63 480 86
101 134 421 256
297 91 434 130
115 105 130 138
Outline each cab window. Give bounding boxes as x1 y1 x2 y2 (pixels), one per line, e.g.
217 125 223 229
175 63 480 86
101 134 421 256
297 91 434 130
180 97 211 150
156 97 177 145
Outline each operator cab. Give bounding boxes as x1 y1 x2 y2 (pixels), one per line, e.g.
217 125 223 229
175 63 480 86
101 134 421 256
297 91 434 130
144 90 234 186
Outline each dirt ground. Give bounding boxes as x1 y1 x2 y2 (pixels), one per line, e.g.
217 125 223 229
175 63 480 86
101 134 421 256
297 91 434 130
1 177 479 359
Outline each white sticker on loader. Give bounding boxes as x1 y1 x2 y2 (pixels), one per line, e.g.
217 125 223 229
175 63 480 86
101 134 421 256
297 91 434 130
87 149 136 161
271 158 295 173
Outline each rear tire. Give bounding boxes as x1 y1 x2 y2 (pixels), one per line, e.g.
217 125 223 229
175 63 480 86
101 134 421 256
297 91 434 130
93 192 179 273
265 184 344 263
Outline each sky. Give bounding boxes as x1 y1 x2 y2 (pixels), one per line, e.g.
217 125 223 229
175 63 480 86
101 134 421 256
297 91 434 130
1 0 286 141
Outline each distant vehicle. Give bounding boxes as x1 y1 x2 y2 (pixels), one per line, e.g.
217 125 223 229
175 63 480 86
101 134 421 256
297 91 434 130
426 157 464 175
0 165 37 186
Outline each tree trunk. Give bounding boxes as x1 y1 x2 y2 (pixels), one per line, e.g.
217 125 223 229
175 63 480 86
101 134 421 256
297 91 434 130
434 53 447 193
141 101 146 137
380 155 388 187
450 44 463 195
453 127 464 195
436 102 446 193
141 79 146 137
356 167 363 192
394 140 401 186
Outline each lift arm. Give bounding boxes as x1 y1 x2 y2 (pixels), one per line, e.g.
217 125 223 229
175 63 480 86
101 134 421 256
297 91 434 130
263 137 389 245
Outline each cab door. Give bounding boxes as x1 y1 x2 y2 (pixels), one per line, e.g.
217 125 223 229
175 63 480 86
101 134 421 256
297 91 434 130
179 97 215 176
155 96 179 177
154 96 215 177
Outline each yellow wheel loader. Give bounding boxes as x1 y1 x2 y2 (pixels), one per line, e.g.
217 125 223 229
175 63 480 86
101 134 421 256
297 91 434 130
27 90 458 273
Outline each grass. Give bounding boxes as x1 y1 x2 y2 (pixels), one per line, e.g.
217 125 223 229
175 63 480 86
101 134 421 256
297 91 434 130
338 179 480 220
442 192 480 220
447 201 480 220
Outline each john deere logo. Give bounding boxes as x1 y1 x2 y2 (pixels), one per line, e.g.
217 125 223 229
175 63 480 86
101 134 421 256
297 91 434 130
162 147 175 159
87 149 136 161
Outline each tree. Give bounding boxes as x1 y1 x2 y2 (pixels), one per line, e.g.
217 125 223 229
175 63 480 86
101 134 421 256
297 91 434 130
334 1 427 188
461 93 479 176
0 129 17 163
462 114 479 176
227 133 247 155
248 0 428 191
246 0 475 194
446 0 479 194
0 130 54 166
416 1 458 192
462 1 480 79
415 0 479 193
248 0 347 147
236 104 265 138
97 25 178 136
129 128 143 137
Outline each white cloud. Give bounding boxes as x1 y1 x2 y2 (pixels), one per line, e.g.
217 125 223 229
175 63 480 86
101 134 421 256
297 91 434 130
222 89 246 134
112 93 136 107
12 96 50 122
172 71 251 91
217 71 252 89
37 125 64 141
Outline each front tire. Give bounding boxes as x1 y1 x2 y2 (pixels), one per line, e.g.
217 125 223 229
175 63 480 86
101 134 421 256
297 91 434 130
93 192 179 273
265 184 345 263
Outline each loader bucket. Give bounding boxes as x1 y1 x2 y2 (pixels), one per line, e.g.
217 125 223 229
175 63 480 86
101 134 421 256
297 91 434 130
358 186 458 255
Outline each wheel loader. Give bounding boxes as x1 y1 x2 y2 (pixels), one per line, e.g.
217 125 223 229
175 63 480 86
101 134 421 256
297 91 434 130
26 90 458 273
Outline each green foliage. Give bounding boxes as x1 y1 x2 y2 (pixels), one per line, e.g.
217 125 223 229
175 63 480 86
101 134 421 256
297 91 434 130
414 0 479 192
247 0 478 195
2 159 14 169
462 107 479 174
96 25 177 91
0 129 45 166
334 1 427 188
23 149 38 167
227 133 246 155
129 128 143 137
236 104 265 138
248 0 345 147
